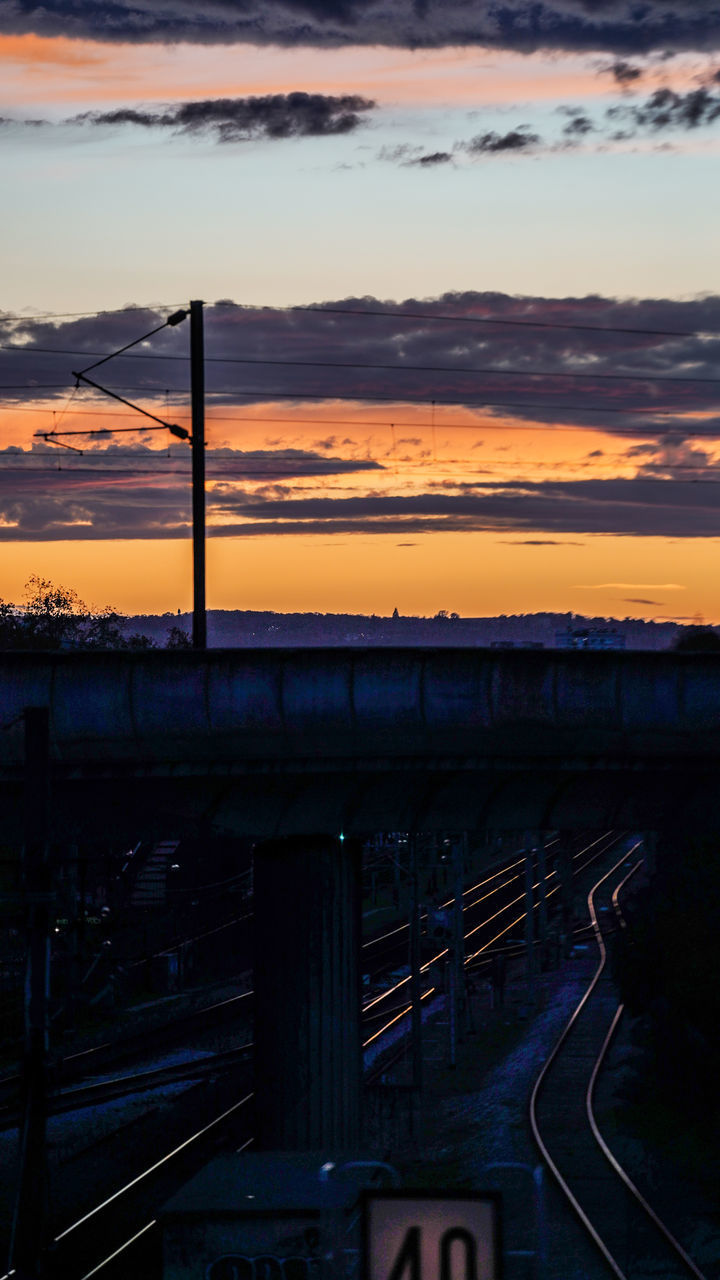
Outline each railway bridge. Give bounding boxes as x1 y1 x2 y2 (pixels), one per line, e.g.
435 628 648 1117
2 647 719 1150
1 646 719 834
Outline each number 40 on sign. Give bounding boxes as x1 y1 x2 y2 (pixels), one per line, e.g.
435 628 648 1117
362 1191 503 1280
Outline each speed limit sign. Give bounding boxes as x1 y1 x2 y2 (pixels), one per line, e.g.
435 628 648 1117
362 1190 502 1280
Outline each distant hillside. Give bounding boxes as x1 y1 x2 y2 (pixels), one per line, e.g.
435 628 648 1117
126 610 681 650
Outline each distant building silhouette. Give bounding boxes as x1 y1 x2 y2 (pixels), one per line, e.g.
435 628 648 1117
555 626 625 650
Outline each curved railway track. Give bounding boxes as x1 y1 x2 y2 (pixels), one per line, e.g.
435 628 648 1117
1 832 602 1123
363 829 626 1060
529 848 708 1280
1 831 636 1278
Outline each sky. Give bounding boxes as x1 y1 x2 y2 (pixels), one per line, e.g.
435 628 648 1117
2 1 720 624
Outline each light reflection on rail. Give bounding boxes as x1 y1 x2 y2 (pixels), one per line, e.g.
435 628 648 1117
362 832 619 1046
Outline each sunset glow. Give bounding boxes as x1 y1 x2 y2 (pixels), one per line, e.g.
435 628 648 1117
2 5 720 625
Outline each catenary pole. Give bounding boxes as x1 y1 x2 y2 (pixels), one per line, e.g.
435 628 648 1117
190 300 206 650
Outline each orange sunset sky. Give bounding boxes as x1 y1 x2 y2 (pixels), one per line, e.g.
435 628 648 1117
2 8 720 622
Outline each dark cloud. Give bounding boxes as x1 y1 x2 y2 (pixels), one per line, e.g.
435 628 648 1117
3 291 720 440
407 150 453 166
208 478 720 540
377 144 417 164
380 82 720 170
7 294 720 546
72 93 375 141
2 2 720 54
607 86 720 132
380 134 541 167
0 445 382 540
554 85 720 149
10 471 716 544
73 108 160 128
2 444 382 479
207 446 382 478
0 116 47 128
626 437 719 478
378 144 454 166
313 434 355 449
498 538 584 545
4 471 719 541
605 59 645 84
624 597 663 604
465 128 541 154
561 112 595 137
7 433 720 543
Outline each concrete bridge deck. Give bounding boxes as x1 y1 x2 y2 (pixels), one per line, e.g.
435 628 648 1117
1 647 719 836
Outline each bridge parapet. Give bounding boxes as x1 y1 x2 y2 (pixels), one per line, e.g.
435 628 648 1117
1 648 720 775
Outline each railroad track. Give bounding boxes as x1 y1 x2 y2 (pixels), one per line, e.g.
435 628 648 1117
0 1045 253 1129
0 987 254 1131
0 1058 255 1280
61 984 253 1076
45 1085 254 1280
361 835 563 978
0 834 584 1122
1 830 608 1117
1 831 633 1278
529 848 708 1280
363 829 627 1065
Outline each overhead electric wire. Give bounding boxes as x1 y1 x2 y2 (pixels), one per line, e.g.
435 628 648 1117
6 413 720 447
209 358 720 387
12 466 388 475
3 340 720 386
2 397 719 431
2 400 714 424
2 299 715 338
4 401 720 446
213 386 720 412
74 313 185 377
200 358 720 387
6 303 720 538
2 405 189 419
0 467 194 478
35 424 174 436
3 455 720 478
0 345 184 360
0 303 185 322
248 300 718 340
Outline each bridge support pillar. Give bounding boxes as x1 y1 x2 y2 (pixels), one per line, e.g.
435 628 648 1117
253 834 362 1151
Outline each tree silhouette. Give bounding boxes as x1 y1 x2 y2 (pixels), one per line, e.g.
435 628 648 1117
672 625 720 652
0 577 156 650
